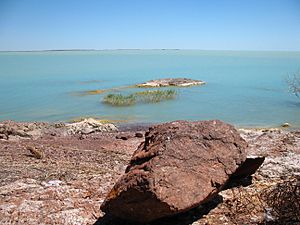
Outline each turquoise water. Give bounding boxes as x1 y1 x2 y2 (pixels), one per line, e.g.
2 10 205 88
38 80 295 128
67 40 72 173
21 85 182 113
0 50 300 127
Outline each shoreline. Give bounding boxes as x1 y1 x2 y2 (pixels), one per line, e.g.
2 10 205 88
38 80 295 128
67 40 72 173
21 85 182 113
1 118 299 132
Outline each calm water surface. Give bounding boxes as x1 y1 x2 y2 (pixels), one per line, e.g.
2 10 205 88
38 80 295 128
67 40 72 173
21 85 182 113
0 50 300 127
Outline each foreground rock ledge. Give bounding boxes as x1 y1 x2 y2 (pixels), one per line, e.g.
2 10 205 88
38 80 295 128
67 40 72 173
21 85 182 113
136 78 205 87
101 120 247 223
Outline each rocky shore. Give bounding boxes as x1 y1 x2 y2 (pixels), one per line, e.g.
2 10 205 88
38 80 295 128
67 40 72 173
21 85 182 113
0 120 299 225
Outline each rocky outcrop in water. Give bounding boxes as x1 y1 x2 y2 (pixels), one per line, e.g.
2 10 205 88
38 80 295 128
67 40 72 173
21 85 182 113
136 78 205 87
101 120 247 223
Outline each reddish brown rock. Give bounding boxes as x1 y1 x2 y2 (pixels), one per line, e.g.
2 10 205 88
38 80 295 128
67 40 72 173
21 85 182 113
100 120 247 223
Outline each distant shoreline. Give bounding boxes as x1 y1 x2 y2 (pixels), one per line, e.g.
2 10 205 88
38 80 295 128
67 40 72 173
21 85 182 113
1 49 300 53
0 49 181 53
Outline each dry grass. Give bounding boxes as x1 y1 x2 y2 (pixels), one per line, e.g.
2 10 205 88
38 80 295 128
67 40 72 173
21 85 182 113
223 176 300 225
261 176 300 224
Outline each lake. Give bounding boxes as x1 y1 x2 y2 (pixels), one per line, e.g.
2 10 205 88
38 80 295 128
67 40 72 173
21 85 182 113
0 50 300 127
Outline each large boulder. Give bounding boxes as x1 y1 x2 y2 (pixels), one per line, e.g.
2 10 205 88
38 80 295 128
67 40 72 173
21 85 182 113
101 120 247 223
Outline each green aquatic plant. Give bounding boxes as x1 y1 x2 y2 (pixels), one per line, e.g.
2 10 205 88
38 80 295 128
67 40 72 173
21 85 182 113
134 89 177 103
102 89 177 106
103 93 136 106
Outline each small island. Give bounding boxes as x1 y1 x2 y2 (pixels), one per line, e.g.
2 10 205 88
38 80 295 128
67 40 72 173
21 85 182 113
136 78 205 87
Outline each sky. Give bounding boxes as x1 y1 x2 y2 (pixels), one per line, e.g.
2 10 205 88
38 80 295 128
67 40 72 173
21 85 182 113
0 0 299 51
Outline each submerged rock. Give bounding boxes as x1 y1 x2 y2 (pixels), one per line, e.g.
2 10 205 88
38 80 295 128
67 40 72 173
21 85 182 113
136 78 205 87
281 122 290 128
80 89 106 96
66 118 118 135
101 120 247 223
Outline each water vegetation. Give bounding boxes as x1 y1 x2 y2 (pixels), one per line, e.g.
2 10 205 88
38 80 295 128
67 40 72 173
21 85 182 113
75 78 203 97
85 89 106 95
72 89 107 96
135 89 177 103
103 93 136 106
75 85 137 96
102 89 177 106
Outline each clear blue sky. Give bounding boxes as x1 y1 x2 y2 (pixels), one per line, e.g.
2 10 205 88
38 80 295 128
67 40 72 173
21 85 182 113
0 0 299 51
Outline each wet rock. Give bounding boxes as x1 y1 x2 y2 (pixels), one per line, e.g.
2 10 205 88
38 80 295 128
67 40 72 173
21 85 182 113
101 120 247 223
281 122 290 128
66 118 118 135
136 78 205 87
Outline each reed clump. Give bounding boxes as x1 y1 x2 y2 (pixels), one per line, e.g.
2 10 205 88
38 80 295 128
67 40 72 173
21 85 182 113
135 89 177 103
103 94 136 106
102 89 177 106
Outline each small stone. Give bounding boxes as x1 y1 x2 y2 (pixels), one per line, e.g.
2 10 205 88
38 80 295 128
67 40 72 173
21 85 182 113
0 133 8 140
27 146 44 159
42 180 63 187
54 122 65 128
135 132 143 138
116 135 130 140
281 123 290 128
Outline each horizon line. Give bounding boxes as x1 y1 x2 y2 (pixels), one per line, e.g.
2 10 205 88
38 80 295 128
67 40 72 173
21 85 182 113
1 48 300 53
